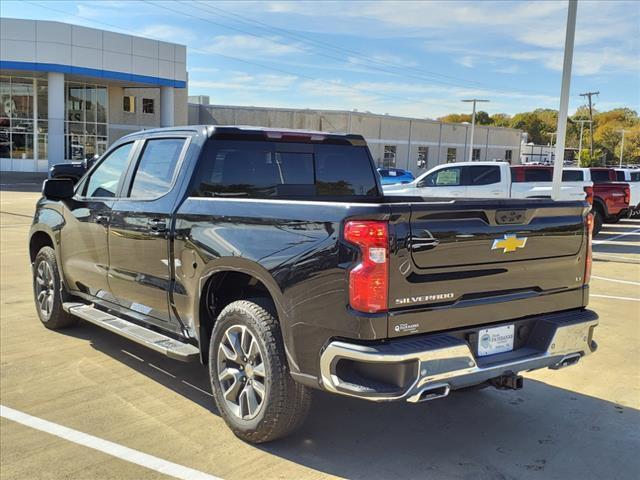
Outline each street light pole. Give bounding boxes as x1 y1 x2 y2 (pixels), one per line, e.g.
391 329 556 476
462 99 489 162
618 129 627 167
551 0 578 200
576 119 592 165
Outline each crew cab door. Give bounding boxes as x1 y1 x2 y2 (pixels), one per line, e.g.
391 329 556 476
108 136 189 333
416 165 467 197
60 141 136 301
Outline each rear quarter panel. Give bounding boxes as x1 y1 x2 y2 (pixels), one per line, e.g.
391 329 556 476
172 197 390 376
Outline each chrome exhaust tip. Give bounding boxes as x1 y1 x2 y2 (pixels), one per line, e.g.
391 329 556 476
407 384 450 403
550 353 581 370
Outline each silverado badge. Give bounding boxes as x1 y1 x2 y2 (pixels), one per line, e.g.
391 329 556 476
492 234 527 253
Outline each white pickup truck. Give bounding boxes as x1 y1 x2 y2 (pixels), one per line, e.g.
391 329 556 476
614 168 640 215
383 162 590 201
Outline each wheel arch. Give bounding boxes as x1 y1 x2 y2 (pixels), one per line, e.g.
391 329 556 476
195 260 287 366
29 230 55 263
592 196 607 217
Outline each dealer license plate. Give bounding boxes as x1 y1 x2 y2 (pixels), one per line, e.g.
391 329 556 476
477 324 515 357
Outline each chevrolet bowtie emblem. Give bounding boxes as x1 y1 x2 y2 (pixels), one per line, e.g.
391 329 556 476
492 234 527 253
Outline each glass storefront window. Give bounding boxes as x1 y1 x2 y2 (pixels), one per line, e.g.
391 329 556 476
96 88 107 123
37 121 48 160
11 78 33 119
0 76 108 165
0 75 40 162
64 82 108 160
11 133 33 159
37 81 48 119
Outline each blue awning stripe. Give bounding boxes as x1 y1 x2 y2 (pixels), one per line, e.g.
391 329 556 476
0 60 186 88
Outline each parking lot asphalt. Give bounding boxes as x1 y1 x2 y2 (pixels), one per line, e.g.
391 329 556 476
1 185 638 480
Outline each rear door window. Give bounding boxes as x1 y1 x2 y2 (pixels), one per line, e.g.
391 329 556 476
524 168 552 182
466 165 500 185
615 171 626 181
562 170 583 181
128 138 185 198
630 172 640 182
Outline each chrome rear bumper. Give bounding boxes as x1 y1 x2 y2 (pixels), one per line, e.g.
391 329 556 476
319 309 598 402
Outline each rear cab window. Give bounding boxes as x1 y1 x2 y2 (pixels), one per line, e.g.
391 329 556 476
192 140 378 198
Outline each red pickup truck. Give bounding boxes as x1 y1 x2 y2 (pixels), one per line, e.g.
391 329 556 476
563 168 630 234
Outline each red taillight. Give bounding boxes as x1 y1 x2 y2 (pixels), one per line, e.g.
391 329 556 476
584 186 594 205
344 220 388 313
624 186 631 205
584 213 593 284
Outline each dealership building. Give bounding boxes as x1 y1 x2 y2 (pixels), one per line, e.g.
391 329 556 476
0 18 187 172
1 17 522 175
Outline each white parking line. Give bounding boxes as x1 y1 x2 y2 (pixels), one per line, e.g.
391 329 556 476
591 276 640 286
594 228 640 244
0 405 222 480
590 294 640 302
181 380 214 397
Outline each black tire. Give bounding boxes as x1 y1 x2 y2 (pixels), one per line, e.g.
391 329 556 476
593 207 604 235
209 299 311 443
32 246 77 329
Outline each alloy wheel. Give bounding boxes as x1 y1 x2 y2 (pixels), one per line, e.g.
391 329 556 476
217 324 266 420
35 260 54 318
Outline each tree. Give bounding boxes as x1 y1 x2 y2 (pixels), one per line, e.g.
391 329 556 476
474 111 492 125
437 113 471 124
490 113 511 127
509 112 547 144
436 107 640 163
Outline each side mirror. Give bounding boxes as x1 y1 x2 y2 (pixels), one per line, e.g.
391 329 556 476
43 178 75 200
83 154 99 170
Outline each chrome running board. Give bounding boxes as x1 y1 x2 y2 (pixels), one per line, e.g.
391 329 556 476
63 303 199 362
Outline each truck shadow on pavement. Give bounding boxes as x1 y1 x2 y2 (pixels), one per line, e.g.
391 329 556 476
62 323 640 480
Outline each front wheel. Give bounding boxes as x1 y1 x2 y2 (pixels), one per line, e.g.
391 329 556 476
32 246 77 329
209 299 311 443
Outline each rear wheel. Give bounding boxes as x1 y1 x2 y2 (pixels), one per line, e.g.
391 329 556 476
209 299 311 443
32 247 77 329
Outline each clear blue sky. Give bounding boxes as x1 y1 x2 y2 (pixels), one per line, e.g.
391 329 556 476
2 0 638 118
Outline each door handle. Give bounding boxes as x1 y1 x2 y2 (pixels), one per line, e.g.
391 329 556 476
149 218 167 232
95 214 109 225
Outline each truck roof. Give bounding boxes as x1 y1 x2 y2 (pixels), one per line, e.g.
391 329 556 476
120 125 367 145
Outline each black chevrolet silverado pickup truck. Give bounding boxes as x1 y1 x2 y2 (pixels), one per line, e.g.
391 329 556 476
30 125 598 443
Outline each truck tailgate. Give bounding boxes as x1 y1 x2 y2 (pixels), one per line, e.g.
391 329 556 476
387 199 589 337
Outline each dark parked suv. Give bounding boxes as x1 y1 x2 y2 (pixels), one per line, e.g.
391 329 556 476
30 126 598 442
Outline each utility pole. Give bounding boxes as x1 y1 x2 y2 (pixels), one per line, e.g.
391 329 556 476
618 129 628 167
462 99 489 162
552 0 577 200
579 90 599 157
